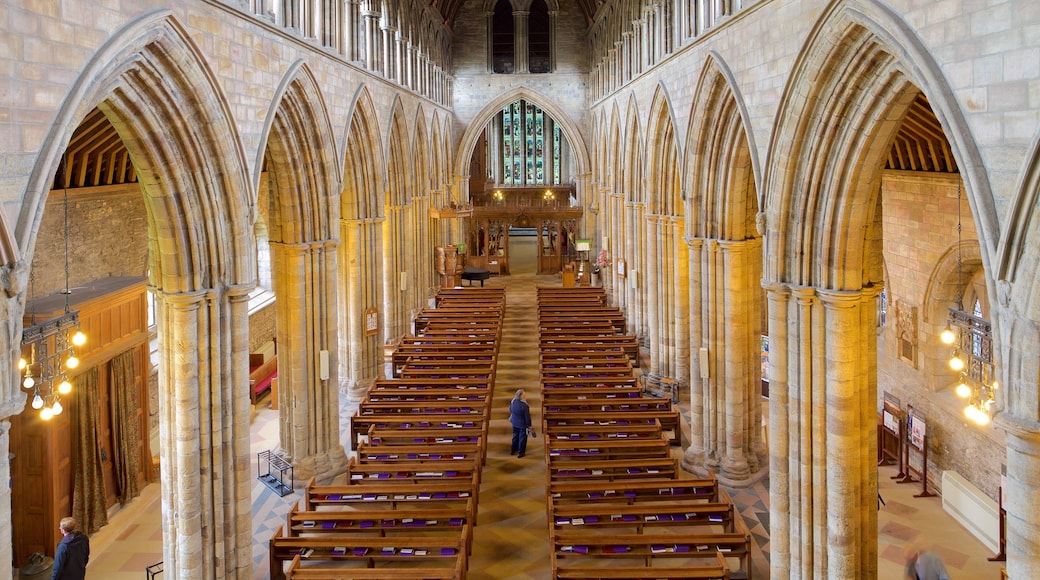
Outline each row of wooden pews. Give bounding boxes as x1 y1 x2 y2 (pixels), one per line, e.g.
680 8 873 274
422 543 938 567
270 288 506 579
538 287 751 580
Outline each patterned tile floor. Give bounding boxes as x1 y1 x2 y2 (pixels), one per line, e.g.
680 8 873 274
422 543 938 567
72 272 1006 579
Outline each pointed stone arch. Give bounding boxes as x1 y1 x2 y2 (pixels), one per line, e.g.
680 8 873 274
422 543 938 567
339 85 387 400
680 53 765 487
15 11 254 578
257 60 347 480
258 60 341 243
763 1 999 576
685 52 760 241
386 99 412 208
621 95 646 338
341 86 386 221
642 83 689 409
453 86 591 197
645 84 681 217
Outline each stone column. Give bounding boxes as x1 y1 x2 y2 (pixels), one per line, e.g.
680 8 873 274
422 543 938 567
1004 423 1040 579
672 218 690 387
769 284 877 578
156 285 252 579
513 10 530 73
719 239 750 480
0 420 11 576
270 239 348 482
339 217 384 404
646 215 660 376
765 282 791 579
361 4 380 72
683 236 706 471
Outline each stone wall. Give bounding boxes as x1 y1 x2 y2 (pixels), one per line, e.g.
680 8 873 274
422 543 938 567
28 186 148 297
450 0 592 154
877 170 1004 500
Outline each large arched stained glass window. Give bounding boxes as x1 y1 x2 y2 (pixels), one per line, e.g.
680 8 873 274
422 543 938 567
492 99 564 186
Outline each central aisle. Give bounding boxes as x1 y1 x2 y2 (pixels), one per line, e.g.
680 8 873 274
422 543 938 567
466 274 551 579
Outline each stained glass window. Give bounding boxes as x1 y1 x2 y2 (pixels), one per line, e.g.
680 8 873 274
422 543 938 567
495 99 565 186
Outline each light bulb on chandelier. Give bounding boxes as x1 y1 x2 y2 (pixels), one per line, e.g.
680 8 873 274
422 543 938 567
939 325 956 345
948 355 965 372
955 382 971 399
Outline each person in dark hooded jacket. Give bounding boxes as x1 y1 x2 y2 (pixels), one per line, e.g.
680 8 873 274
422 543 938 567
52 517 89 580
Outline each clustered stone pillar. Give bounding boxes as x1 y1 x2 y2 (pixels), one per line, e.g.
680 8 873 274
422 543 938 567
682 236 765 486
1004 425 1040 579
766 283 878 579
155 285 253 579
339 217 385 405
270 239 347 482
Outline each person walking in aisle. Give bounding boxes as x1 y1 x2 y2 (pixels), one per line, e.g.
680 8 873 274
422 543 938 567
52 516 90 580
509 388 533 458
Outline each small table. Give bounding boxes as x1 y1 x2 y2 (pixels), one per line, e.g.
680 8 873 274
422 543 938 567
257 449 293 496
461 266 491 286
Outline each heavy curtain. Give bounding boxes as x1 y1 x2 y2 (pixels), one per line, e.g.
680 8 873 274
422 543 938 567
109 349 141 504
71 367 108 534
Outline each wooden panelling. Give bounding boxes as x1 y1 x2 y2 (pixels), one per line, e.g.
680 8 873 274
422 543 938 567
12 276 150 565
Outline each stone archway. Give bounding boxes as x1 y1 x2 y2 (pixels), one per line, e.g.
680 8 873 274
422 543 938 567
15 12 255 579
681 54 765 487
338 87 387 403
763 2 996 577
258 60 348 481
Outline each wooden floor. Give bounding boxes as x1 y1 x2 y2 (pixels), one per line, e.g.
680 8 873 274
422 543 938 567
77 272 1005 580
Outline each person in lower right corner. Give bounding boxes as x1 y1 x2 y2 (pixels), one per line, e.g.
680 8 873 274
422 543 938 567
508 388 532 458
904 537 951 580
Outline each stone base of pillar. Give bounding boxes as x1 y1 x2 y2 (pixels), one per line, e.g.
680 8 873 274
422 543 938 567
682 450 769 488
343 377 374 404
293 447 349 484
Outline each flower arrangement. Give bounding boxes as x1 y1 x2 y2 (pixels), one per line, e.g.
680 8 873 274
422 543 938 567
593 249 610 273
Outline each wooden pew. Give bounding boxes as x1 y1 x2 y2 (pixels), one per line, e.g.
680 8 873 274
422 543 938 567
548 478 722 506
286 555 464 580
369 377 491 392
554 552 730 580
399 367 495 381
549 500 741 535
357 400 490 420
271 527 468 580
547 457 679 482
543 398 675 414
350 413 486 448
366 389 491 405
546 435 672 462
545 420 664 442
366 425 485 445
284 500 474 556
541 386 645 401
544 410 680 445
303 478 477 515
541 367 635 379
542 376 640 390
355 442 483 465
539 336 638 359
550 532 750 580
345 458 480 488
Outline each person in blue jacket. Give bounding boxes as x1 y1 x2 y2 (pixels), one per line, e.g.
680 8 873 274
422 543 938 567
52 517 89 580
509 388 533 458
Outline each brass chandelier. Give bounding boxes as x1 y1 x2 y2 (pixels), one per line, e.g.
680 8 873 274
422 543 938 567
939 183 996 426
19 156 87 420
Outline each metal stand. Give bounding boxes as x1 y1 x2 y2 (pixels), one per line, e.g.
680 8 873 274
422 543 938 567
145 561 163 579
257 449 293 496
